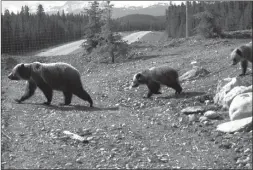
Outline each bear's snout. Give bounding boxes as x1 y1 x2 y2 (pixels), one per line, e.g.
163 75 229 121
131 81 139 88
8 73 19 80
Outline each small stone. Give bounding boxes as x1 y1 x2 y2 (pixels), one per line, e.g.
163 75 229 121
87 136 94 141
181 106 205 115
199 116 208 122
244 148 250 153
245 163 251 168
234 148 240 152
203 121 209 125
204 110 220 119
142 147 149 151
188 114 197 122
172 123 178 128
76 157 84 163
205 100 210 105
65 163 73 166
243 156 250 163
140 103 145 108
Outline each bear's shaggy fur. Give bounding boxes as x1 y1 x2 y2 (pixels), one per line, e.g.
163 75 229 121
230 42 252 76
131 65 182 98
8 62 93 107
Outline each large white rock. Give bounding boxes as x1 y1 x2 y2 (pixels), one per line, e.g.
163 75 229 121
213 77 243 108
224 85 252 109
217 117 252 133
229 92 252 121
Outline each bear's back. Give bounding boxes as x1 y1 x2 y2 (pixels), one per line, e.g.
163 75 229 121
30 62 81 90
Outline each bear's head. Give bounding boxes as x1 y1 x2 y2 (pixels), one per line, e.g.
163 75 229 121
131 72 147 88
230 48 242 65
8 63 31 80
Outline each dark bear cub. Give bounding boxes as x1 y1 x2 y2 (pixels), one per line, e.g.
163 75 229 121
8 62 93 107
130 65 182 98
230 42 252 76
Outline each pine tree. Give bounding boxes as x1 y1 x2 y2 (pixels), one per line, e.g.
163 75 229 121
99 1 129 63
82 1 103 53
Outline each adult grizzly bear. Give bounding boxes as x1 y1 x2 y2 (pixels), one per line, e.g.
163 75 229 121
8 62 93 107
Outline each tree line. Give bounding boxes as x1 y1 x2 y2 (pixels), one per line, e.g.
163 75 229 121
112 15 166 32
166 1 252 38
1 5 88 53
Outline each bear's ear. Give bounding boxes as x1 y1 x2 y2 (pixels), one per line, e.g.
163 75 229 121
136 73 142 80
20 63 25 69
236 49 242 56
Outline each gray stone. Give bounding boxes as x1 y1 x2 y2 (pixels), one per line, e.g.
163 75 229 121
204 110 220 119
199 116 208 122
229 92 252 120
179 66 210 81
188 114 197 122
217 117 252 133
181 106 205 115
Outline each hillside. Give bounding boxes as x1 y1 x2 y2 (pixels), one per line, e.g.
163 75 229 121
116 14 166 31
1 33 252 169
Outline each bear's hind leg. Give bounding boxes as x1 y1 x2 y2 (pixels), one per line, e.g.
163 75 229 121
240 60 248 76
170 83 182 95
38 83 53 105
146 81 161 98
73 87 93 107
60 91 73 105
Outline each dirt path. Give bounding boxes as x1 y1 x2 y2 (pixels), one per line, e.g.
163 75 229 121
36 40 85 57
1 37 252 169
35 31 151 57
122 31 152 44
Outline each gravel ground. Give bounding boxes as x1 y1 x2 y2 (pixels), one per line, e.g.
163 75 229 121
1 34 252 169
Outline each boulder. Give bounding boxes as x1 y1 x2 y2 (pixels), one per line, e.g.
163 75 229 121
213 77 243 108
217 117 252 133
179 66 210 81
229 92 252 121
223 85 252 109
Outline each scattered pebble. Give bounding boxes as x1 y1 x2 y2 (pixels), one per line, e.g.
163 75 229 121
199 116 208 122
244 148 250 153
188 114 197 122
65 163 73 166
204 110 219 119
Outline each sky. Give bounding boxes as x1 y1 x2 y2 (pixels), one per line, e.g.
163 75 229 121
1 1 182 13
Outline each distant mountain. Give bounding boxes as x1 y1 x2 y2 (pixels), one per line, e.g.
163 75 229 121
46 1 168 18
111 4 169 18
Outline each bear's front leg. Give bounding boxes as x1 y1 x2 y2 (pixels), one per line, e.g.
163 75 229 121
15 80 37 104
146 91 153 98
239 60 248 76
37 83 53 105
